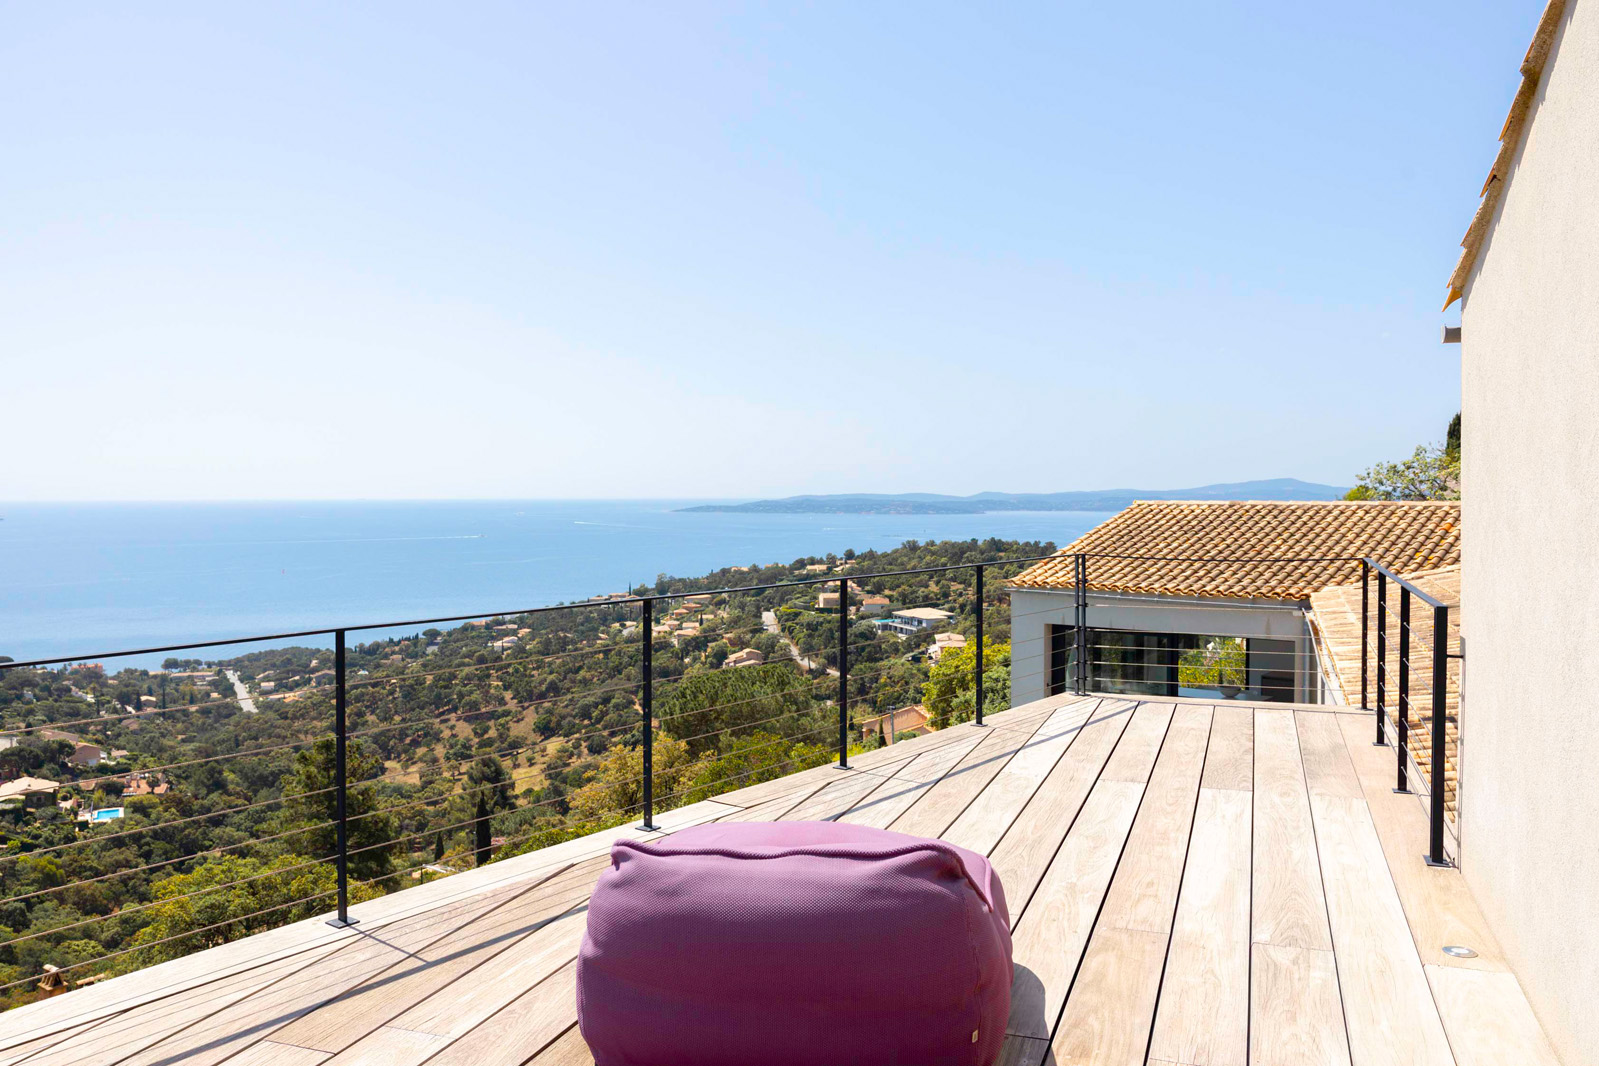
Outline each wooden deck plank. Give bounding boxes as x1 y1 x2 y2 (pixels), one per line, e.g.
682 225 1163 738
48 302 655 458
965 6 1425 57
1046 704 1213 1066
777 753 919 822
1249 943 1351 1066
837 729 989 829
1095 703 1211 935
8 696 1571 1066
1335 714 1507 972
1097 702 1173 783
1253 708 1333 951
1147 787 1253 1066
527 1025 593 1065
716 774 834 823
426 961 577 1066
324 1026 445 1065
14 939 350 1066
275 858 605 1056
1200 705 1254 792
0 799 735 1056
1296 710 1363 799
1004 778 1147 1041
1309 793 1455 1066
707 710 1003 811
114 874 562 1066
223 1041 332 1065
371 878 592 1052
1424 966 1563 1066
941 700 1099 854
887 710 1057 840
0 1017 114 1066
994 1034 1050 1066
1050 927 1169 1066
1006 706 1168 1042
988 701 1135 924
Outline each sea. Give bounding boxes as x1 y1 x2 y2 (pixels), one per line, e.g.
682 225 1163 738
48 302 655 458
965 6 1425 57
0 501 1111 669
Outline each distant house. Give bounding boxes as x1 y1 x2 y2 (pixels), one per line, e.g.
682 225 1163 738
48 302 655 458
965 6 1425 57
123 775 170 797
67 743 107 768
874 607 955 636
928 632 968 663
817 592 841 611
803 563 830 573
0 777 61 810
258 680 276 692
724 648 766 669
858 704 931 744
859 595 891 615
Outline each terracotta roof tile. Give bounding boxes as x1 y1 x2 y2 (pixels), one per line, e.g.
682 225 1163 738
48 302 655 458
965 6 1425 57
1010 501 1461 601
1444 0 1568 309
1309 566 1461 819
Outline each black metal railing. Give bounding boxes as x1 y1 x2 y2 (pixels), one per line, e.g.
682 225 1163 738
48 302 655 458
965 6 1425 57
0 545 1426 1002
1359 558 1457 867
0 550 1058 999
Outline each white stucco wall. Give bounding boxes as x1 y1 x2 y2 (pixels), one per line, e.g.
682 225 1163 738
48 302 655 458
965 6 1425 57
1457 2 1599 1062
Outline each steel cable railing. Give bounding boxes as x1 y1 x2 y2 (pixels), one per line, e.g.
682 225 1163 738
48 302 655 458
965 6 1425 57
8 546 1410 1002
1358 558 1455 867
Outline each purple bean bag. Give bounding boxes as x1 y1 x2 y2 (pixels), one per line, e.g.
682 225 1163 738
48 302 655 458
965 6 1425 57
576 821 1012 1066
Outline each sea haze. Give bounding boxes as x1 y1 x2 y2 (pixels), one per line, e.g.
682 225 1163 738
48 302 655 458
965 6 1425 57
0 501 1109 666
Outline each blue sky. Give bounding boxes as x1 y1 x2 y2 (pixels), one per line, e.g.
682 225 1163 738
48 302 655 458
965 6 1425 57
0 1 1533 500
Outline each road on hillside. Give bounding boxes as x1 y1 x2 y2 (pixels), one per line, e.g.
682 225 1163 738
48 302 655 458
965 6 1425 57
224 670 259 714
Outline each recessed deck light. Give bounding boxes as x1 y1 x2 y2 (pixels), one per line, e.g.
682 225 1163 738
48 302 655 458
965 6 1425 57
1442 945 1478 958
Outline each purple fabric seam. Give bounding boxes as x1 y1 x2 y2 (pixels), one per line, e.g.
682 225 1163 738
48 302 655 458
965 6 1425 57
611 837 996 912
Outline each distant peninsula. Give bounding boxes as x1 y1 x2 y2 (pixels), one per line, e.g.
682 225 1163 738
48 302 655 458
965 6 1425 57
679 478 1350 515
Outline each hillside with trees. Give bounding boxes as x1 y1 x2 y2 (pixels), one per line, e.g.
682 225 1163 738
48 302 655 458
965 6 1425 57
0 536 1050 1005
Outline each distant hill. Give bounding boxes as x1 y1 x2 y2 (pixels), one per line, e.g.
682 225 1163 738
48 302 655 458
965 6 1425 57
678 479 1350 515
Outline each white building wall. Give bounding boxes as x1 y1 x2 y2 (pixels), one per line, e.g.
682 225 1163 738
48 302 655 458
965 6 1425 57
1009 589 1315 706
1457 3 1599 1061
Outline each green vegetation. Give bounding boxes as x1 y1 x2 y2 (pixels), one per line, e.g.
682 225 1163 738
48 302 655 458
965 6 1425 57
1177 637 1246 691
1346 413 1461 501
0 535 1049 1006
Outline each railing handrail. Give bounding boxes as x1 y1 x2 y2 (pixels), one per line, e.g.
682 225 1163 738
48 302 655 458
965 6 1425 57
1361 556 1448 609
0 550 1391 673
0 545 1378 1000
1360 557 1454 867
0 551 1069 671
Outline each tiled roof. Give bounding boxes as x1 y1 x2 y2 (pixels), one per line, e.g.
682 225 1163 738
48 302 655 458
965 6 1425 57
1309 565 1461 819
1009 501 1461 601
1445 0 1568 309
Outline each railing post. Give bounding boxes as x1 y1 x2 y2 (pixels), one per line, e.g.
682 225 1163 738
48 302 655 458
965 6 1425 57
1360 560 1370 709
1396 588 1410 793
327 629 356 928
640 598 655 831
837 578 849 768
1426 604 1451 866
974 565 985 727
1375 570 1387 746
1074 553 1088 696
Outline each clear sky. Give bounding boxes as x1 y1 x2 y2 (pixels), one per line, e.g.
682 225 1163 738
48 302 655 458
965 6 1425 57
0 1 1535 501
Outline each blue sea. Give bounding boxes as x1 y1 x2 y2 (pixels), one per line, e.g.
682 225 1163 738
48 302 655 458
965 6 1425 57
0 502 1110 668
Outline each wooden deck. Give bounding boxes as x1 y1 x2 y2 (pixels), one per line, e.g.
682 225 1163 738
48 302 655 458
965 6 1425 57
0 696 1565 1066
